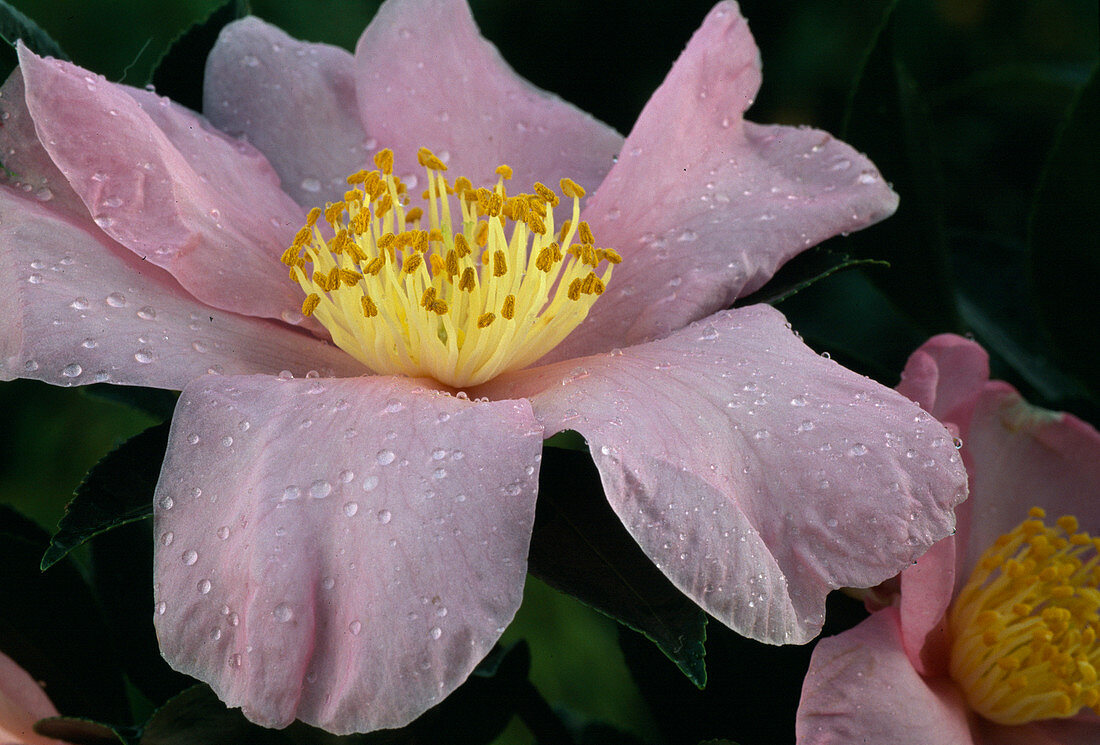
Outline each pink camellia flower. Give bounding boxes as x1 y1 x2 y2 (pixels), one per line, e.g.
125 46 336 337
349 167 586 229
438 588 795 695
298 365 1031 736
797 334 1100 744
0 0 968 735
0 650 69 745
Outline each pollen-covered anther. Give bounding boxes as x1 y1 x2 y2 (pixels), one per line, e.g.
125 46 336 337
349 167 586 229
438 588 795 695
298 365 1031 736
284 148 619 387
948 506 1100 724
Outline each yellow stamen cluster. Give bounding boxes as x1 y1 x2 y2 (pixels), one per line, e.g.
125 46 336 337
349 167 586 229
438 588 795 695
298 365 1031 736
282 148 619 387
949 507 1100 724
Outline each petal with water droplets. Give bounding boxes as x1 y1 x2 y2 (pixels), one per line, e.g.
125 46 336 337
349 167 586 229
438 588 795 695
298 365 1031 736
479 304 967 645
16 43 306 324
551 2 899 361
204 18 371 207
153 375 541 733
0 186 361 387
354 0 622 198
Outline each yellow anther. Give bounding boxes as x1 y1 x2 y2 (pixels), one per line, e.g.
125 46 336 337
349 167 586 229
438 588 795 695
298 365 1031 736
558 219 572 244
458 267 476 292
599 248 623 264
339 269 363 287
302 293 321 316
559 177 586 198
285 149 619 387
532 181 559 207
1031 507 1048 519
374 148 394 175
949 507 1100 725
417 146 448 171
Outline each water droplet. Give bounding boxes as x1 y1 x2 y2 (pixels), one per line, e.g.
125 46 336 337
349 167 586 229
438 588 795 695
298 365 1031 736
309 479 332 499
858 171 878 185
182 549 198 565
343 501 359 517
377 509 392 524
159 495 175 510
349 620 362 635
273 603 292 622
362 475 379 491
376 449 396 465
383 398 405 414
429 627 442 640
136 306 156 320
156 601 166 615
698 325 719 341
187 433 200 445
228 653 242 668
61 362 82 378
221 435 233 447
198 579 211 594
322 576 335 590
300 177 321 193
952 437 963 449
848 443 868 456
70 297 90 310
241 54 260 67
282 485 301 500
210 628 222 641
160 531 174 546
798 420 815 432
105 292 127 308
134 348 155 364
217 526 230 540
790 396 808 407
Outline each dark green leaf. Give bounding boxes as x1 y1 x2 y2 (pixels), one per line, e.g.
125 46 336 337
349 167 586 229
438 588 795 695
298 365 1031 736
42 421 169 570
529 447 708 688
1029 63 1100 403
0 0 68 81
838 0 959 334
735 246 888 307
82 384 179 422
34 717 138 745
0 504 131 724
149 0 250 107
91 519 195 706
140 685 290 745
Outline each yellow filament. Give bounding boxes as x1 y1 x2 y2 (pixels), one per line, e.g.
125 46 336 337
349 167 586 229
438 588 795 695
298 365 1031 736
949 507 1100 724
283 147 616 387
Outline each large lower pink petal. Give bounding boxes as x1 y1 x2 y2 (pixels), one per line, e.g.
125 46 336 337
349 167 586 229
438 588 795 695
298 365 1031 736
354 0 622 195
0 650 67 745
549 2 899 362
797 608 974 745
0 186 361 388
958 385 1100 581
153 375 543 733
16 45 307 323
479 304 968 644
204 18 371 207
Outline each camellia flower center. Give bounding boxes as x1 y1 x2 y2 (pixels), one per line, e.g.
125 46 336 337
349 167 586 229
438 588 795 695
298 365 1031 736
282 147 619 387
948 506 1100 724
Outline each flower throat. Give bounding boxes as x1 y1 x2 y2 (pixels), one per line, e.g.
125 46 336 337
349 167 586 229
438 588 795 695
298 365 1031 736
282 148 619 387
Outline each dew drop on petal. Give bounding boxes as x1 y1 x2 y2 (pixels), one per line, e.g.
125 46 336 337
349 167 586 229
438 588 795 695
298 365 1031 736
343 501 359 517
429 627 442 640
198 579 211 594
182 549 198 565
377 509 392 524
349 620 362 635
273 603 293 623
61 363 82 378
309 479 331 499
376 449 396 465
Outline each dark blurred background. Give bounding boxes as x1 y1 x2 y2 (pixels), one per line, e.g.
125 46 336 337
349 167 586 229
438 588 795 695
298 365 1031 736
1 1 1096 743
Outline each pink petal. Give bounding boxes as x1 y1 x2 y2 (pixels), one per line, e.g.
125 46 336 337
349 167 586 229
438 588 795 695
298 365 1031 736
354 0 622 194
0 69 86 223
0 186 361 387
0 650 67 745
204 18 371 207
897 334 991 426
16 44 307 323
796 607 974 745
549 2 899 362
899 534 956 677
478 304 968 644
958 385 1100 581
153 375 543 733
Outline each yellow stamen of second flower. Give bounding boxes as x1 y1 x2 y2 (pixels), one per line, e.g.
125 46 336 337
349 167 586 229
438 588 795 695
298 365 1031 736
948 506 1100 724
282 147 619 387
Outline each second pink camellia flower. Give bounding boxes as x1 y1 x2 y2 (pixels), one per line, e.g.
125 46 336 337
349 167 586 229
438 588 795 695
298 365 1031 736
798 335 1100 744
1 0 967 735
